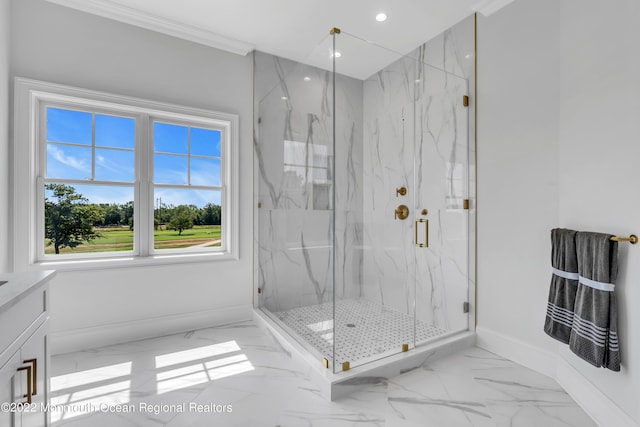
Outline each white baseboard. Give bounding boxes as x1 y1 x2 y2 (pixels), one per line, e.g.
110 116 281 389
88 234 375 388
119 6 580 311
50 304 253 355
476 326 638 427
476 326 557 378
555 357 638 427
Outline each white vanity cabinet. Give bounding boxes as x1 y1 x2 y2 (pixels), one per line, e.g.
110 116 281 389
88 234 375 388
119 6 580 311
0 271 55 427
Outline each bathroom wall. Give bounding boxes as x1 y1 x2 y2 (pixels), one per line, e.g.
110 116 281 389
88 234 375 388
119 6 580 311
10 0 254 353
556 0 640 423
254 51 363 312
361 16 475 333
477 0 640 424
0 0 9 273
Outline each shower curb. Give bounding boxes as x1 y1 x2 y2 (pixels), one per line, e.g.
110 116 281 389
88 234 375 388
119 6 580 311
253 308 476 400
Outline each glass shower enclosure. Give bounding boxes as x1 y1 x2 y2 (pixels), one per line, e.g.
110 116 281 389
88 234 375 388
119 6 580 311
254 19 475 374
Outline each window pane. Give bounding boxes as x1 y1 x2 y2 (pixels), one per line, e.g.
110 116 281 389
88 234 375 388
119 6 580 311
154 122 188 154
46 144 91 180
96 114 135 149
44 183 134 255
155 154 187 185
96 148 135 182
153 188 222 250
190 157 221 186
47 107 92 145
191 127 221 157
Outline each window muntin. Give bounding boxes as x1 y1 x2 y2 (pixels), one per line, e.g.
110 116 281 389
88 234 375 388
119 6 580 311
43 106 137 256
151 121 224 252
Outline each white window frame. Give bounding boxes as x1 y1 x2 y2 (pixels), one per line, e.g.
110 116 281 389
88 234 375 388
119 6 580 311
13 78 239 271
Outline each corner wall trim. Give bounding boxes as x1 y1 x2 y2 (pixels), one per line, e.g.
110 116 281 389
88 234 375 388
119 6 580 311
476 326 639 427
50 304 253 355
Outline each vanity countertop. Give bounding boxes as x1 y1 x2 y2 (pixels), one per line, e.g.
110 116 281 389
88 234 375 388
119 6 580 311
0 270 56 314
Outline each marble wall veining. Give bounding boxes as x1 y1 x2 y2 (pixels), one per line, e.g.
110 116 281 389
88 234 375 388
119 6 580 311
361 16 475 333
254 14 475 350
253 50 364 313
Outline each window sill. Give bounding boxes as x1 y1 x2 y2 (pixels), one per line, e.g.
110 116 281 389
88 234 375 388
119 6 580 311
29 251 239 272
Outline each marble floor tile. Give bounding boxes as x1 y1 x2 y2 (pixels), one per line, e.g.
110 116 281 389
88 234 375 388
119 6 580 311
50 321 595 426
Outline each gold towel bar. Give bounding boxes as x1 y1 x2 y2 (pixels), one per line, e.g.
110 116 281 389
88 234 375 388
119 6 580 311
610 235 638 244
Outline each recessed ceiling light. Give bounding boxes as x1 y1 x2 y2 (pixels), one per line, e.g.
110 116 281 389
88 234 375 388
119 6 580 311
376 12 388 22
331 51 342 58
465 53 473 59
281 96 288 100
303 76 311 82
414 79 421 83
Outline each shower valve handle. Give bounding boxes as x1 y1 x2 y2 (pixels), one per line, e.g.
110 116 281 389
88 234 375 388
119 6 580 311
395 205 409 220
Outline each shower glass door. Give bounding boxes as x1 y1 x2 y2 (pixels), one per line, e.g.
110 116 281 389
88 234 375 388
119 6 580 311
333 31 470 373
333 31 417 372
413 60 470 338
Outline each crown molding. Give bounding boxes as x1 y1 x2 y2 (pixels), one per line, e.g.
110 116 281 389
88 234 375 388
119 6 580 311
472 0 516 16
45 0 254 56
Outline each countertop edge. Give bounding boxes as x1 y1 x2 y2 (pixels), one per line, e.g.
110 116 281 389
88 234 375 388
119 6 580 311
0 270 56 315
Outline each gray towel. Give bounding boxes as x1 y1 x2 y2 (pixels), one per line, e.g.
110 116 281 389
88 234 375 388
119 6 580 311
569 232 620 371
544 228 579 343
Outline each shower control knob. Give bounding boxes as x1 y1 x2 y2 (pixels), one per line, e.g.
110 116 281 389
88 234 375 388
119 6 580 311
396 187 407 197
395 205 409 220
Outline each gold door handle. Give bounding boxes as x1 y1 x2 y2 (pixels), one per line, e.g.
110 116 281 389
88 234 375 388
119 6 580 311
415 219 428 247
23 359 37 396
17 365 33 404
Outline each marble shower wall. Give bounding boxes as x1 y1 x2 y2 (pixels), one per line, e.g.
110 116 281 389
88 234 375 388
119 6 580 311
253 51 364 313
254 15 475 335
361 16 475 333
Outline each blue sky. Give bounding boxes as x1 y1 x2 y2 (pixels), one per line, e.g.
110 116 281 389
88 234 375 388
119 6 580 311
46 107 222 207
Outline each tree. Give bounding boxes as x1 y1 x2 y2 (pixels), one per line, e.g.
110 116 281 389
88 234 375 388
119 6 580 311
45 184 103 254
201 203 222 225
168 205 195 235
102 204 122 226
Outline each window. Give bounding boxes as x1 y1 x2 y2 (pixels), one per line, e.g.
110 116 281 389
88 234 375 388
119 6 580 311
14 78 239 269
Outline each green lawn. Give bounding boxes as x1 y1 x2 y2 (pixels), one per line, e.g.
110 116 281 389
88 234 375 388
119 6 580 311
45 225 222 254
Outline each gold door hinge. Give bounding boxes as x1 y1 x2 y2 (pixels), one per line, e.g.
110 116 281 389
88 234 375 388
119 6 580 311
342 361 350 372
257 202 261 208
463 302 470 313
463 199 470 210
257 287 262 294
463 95 469 107
322 358 329 369
402 344 409 352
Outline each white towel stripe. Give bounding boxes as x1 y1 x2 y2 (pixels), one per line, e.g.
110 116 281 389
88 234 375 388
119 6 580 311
572 325 607 345
547 302 575 316
547 302 574 316
547 304 574 319
552 267 579 280
547 310 574 326
578 276 615 292
546 313 573 328
571 327 606 347
573 316 607 339
572 315 607 333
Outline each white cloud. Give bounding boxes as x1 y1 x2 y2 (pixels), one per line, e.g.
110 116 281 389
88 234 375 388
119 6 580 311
48 145 89 173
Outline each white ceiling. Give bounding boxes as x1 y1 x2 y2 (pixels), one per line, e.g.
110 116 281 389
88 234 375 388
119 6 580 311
46 0 515 79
